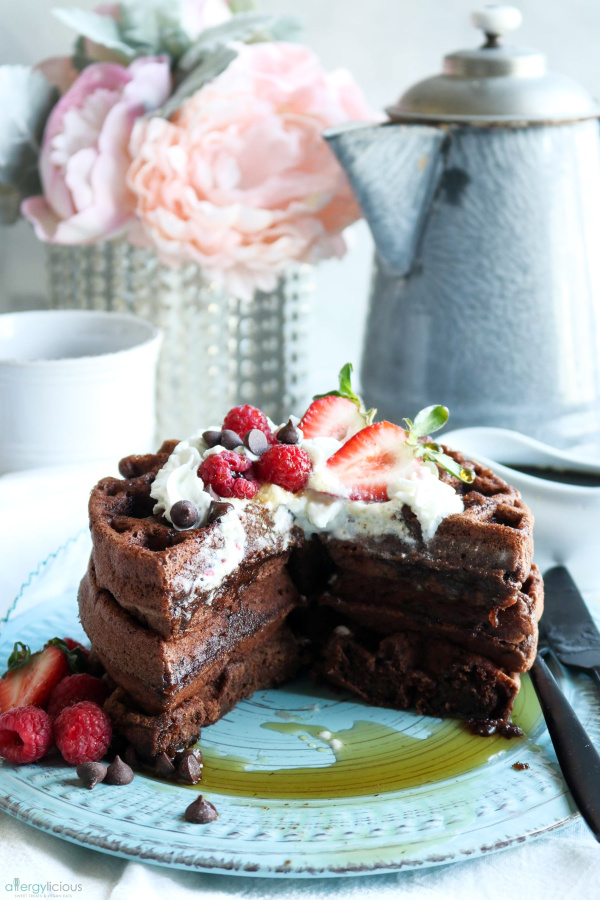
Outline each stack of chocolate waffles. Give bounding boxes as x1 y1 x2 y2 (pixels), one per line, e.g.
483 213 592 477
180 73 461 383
79 433 542 762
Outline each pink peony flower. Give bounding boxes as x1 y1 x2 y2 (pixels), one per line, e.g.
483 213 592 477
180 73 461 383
22 58 171 245
127 42 373 299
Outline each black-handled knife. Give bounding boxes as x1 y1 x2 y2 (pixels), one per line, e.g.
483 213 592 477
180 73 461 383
530 653 600 841
542 566 600 690
526 565 600 842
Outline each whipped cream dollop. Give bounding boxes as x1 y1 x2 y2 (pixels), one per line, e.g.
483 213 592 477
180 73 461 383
149 424 464 546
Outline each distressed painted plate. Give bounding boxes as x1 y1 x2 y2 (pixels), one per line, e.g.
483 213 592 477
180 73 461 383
0 534 596 878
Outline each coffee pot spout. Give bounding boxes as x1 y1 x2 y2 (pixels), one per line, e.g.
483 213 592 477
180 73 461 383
324 123 446 275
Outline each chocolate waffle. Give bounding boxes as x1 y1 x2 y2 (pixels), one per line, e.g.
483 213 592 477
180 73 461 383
80 433 541 762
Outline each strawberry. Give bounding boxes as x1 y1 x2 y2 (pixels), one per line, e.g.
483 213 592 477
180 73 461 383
299 396 368 442
299 363 375 442
0 643 70 713
324 421 421 501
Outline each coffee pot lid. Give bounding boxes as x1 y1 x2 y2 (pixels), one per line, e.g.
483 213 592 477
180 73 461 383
387 6 599 123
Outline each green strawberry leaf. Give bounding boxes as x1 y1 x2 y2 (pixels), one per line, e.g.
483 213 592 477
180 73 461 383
45 638 88 674
3 642 32 676
313 363 376 423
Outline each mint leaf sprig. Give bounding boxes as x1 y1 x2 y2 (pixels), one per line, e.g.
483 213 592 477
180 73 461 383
404 405 475 484
313 363 377 425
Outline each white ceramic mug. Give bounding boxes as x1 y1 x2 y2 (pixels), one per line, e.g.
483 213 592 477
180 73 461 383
0 310 162 474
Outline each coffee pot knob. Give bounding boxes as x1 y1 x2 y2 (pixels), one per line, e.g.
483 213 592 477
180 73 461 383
471 5 522 43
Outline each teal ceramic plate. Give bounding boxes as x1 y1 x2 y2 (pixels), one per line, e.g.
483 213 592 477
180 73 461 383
0 535 595 878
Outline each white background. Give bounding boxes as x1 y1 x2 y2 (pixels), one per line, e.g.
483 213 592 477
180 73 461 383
1 0 600 392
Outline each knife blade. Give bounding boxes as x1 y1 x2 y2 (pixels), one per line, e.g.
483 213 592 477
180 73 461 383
541 566 600 679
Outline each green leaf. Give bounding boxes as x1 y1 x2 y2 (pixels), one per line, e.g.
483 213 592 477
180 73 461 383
0 66 58 223
45 638 88 674
3 642 32 676
177 12 302 75
53 8 136 59
421 446 475 484
119 0 191 60
156 45 237 118
411 405 449 439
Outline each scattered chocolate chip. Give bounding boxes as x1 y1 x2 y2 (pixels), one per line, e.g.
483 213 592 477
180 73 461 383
105 755 134 785
244 428 268 456
155 751 176 780
184 795 218 824
177 747 203 765
277 419 301 445
202 430 222 447
123 745 139 770
220 429 243 450
207 501 234 524
76 762 107 790
177 752 203 785
170 500 199 530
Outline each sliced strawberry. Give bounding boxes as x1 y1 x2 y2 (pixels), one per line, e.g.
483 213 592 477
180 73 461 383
0 645 70 713
299 396 367 442
323 421 421 501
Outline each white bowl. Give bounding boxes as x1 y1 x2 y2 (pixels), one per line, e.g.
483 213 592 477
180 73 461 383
0 310 162 474
445 426 600 592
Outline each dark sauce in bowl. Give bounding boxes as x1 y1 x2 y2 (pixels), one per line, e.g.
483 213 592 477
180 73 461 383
505 465 600 488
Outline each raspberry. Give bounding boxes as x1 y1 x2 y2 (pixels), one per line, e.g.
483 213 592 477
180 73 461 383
47 674 109 719
256 445 312 493
54 701 112 765
222 406 274 442
199 451 259 499
0 707 53 764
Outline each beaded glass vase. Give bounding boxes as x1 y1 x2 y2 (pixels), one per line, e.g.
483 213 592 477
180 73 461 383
45 242 313 440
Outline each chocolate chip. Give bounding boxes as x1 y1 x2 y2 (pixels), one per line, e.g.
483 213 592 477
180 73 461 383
76 762 107 790
184 795 218 823
244 428 268 456
277 419 301 445
220 429 243 450
170 500 199 530
105 755 134 785
123 746 139 770
202 430 222 447
177 747 203 765
155 752 176 780
207 501 234 524
177 753 203 785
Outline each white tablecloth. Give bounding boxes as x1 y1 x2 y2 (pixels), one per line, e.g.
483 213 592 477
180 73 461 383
0 466 597 899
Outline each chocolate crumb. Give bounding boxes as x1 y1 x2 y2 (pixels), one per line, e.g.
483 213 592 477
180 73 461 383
155 751 177 780
105 755 134 785
76 762 107 790
466 719 524 739
184 795 218 824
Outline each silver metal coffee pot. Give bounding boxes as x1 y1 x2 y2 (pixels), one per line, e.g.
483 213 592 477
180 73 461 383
325 6 600 449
